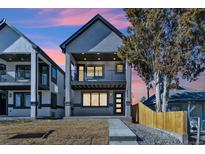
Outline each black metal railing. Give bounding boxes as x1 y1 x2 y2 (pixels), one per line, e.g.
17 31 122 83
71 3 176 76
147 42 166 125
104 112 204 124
0 70 31 82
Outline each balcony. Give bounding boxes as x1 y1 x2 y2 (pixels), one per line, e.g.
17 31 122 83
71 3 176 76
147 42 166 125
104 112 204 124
0 70 31 89
71 70 126 90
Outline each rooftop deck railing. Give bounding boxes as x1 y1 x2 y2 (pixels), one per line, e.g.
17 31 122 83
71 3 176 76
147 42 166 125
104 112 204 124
0 70 31 83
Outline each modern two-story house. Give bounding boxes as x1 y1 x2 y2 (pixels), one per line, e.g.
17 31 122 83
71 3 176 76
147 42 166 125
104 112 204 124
60 14 132 117
0 19 65 118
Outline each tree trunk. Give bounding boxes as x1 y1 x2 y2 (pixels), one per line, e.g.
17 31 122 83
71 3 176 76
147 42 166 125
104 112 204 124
162 75 170 112
154 72 161 112
146 83 150 99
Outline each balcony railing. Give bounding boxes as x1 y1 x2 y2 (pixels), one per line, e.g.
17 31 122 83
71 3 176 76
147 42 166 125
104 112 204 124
71 70 126 82
0 70 31 83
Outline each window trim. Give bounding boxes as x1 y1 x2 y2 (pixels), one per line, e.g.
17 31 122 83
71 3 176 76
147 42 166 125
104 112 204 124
51 66 57 84
51 92 57 109
115 63 124 73
39 64 50 87
81 92 109 108
86 65 104 79
15 65 31 80
13 92 42 109
0 63 6 76
77 64 85 81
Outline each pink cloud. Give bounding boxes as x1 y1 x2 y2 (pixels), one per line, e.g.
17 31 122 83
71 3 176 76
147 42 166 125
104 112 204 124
16 9 130 30
43 47 65 65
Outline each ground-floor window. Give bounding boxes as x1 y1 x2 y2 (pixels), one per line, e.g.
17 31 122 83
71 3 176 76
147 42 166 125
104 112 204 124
14 92 41 108
82 92 108 107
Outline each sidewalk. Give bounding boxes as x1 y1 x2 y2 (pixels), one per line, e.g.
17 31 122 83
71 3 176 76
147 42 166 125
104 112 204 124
108 119 138 145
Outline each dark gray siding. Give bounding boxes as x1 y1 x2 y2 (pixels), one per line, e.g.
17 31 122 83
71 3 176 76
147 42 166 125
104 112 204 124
71 89 125 116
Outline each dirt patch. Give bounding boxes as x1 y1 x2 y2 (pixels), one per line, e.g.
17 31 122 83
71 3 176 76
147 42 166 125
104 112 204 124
0 119 108 145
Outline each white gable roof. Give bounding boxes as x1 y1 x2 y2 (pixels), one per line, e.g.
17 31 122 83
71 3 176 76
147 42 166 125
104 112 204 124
0 22 34 54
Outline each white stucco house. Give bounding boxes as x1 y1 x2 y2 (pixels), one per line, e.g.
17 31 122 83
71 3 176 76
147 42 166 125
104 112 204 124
0 19 65 118
60 14 132 117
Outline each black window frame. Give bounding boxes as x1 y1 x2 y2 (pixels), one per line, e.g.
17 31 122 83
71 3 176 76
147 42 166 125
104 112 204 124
86 65 104 79
0 63 6 75
51 93 57 109
51 66 57 84
14 92 41 109
82 92 108 107
115 64 124 73
15 65 31 80
39 64 49 87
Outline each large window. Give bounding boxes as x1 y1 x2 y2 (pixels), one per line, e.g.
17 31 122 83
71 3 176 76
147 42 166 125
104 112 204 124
39 64 49 86
116 64 124 73
51 93 57 109
82 92 108 107
51 66 57 83
14 92 41 108
16 65 31 80
86 66 103 78
0 64 6 75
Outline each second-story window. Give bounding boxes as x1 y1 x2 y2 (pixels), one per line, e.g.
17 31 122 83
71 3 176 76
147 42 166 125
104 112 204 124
16 65 31 80
51 66 57 84
86 66 103 78
0 64 6 75
116 64 124 73
87 66 94 78
95 66 103 77
39 64 49 86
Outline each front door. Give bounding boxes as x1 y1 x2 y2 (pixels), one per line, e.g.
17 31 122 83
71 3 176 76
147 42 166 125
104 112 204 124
114 93 124 115
0 93 7 115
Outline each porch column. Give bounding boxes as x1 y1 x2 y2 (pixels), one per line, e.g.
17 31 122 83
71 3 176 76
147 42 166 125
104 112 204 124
30 50 38 119
65 52 71 117
125 59 132 117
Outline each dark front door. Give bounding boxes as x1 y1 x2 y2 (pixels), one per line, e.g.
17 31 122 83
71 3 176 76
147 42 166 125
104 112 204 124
0 93 7 115
114 93 124 115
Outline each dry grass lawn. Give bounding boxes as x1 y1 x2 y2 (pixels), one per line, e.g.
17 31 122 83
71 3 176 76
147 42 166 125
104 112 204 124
0 119 108 145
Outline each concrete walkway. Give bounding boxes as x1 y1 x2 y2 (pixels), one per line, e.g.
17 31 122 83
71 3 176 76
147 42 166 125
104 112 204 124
108 119 138 145
0 116 32 121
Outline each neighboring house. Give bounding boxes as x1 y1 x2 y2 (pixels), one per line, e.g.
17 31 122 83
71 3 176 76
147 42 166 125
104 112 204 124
60 14 132 117
144 87 205 130
0 19 65 118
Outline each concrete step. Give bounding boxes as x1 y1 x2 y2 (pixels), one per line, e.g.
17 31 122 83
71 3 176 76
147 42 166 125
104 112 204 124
108 119 137 143
109 129 137 141
109 141 138 145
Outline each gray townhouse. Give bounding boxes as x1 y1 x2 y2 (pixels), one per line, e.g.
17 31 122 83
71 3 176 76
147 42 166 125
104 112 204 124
60 14 132 117
0 19 65 118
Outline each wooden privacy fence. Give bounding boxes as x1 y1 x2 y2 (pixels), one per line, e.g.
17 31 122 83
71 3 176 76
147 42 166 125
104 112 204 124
132 103 187 135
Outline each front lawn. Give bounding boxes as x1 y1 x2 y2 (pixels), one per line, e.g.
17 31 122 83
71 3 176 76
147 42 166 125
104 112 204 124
0 119 108 145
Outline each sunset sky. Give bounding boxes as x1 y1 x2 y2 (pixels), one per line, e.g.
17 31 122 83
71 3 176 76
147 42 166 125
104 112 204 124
0 8 204 103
